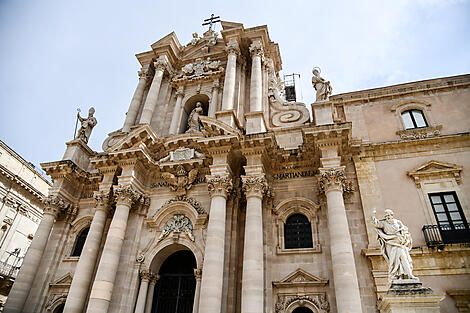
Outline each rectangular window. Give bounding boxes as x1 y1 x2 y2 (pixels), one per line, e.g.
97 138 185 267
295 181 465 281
429 192 470 244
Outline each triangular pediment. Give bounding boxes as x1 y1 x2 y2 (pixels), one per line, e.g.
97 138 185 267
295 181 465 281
51 272 73 286
108 124 160 152
273 268 328 288
409 160 462 175
221 21 244 30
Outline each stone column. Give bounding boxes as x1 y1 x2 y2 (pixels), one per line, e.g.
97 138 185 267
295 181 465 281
139 58 168 124
198 175 233 313
144 274 158 313
63 191 111 313
208 80 220 118
241 175 267 313
169 87 185 135
123 69 149 132
192 268 202 313
221 39 239 111
86 185 140 313
319 167 363 313
134 270 152 313
249 40 263 113
4 196 66 313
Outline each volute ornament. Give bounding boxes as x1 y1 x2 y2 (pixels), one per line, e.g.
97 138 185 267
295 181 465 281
242 175 268 197
206 175 233 198
226 39 240 55
158 214 194 242
154 58 168 72
249 40 264 57
93 190 111 209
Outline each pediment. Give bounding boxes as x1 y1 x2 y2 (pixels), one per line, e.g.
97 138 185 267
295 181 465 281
409 160 462 176
200 116 242 138
108 125 160 152
50 272 73 286
221 21 244 30
408 160 462 184
273 268 328 288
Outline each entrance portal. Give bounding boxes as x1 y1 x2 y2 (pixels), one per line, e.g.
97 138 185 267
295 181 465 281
292 307 314 313
151 250 197 313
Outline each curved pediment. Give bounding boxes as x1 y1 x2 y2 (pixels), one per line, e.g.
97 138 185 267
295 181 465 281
199 115 242 138
104 125 160 153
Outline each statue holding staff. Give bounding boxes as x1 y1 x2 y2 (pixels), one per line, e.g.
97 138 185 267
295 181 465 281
76 107 97 144
371 209 418 282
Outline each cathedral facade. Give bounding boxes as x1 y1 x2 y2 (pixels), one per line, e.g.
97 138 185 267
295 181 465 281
5 21 470 313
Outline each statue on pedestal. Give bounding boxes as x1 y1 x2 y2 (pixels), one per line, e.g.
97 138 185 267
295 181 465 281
76 107 97 144
371 209 418 283
186 102 203 133
312 67 332 102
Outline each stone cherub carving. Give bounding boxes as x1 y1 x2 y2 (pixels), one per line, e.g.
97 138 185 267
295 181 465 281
312 67 332 102
76 107 97 143
371 209 418 283
161 165 198 196
186 102 203 133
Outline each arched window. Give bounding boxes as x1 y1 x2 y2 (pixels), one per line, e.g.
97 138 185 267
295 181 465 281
71 227 89 257
284 214 313 249
401 109 427 129
292 307 313 313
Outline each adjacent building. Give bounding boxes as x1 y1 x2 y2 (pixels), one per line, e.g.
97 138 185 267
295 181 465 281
0 140 50 307
4 21 470 313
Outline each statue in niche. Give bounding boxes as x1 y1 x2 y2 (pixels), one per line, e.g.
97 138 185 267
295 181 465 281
76 107 97 143
186 102 203 133
312 67 332 102
371 209 418 282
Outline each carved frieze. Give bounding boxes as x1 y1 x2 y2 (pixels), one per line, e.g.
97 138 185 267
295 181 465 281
158 214 194 242
206 175 233 198
397 125 442 140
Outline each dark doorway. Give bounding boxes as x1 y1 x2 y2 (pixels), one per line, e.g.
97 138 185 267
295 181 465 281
53 303 65 313
292 307 314 313
152 250 196 313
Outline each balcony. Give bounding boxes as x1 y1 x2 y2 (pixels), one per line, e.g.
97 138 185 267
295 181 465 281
422 224 470 248
0 260 20 279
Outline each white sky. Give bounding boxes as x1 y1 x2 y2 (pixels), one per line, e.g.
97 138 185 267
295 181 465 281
1 0 469 174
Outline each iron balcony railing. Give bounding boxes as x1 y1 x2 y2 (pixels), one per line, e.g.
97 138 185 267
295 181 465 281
422 223 470 248
0 260 20 279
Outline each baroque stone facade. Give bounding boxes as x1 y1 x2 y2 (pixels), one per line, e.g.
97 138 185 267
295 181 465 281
5 21 470 313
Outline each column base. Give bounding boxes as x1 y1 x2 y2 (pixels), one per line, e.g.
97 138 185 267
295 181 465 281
378 281 444 313
215 110 240 130
244 111 267 134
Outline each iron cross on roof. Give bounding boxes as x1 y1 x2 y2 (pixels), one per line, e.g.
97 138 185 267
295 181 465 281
202 14 221 31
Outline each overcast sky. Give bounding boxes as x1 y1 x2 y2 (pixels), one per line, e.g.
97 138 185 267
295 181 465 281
1 0 469 175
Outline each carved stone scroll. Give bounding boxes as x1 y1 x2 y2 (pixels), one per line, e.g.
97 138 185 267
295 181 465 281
158 214 194 242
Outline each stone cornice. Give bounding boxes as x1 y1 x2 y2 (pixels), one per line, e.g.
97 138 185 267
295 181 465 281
0 163 47 201
330 74 470 105
41 160 91 184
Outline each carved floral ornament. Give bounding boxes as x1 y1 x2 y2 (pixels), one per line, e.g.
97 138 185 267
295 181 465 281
249 40 264 57
158 214 194 242
318 168 353 193
93 190 111 208
206 175 233 198
275 294 330 313
242 175 268 197
113 185 142 206
43 195 73 218
226 39 240 55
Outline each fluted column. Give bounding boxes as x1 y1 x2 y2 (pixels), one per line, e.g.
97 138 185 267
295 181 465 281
123 69 149 132
319 167 363 313
86 185 140 313
241 175 267 313
169 87 185 135
134 270 152 313
144 274 158 313
63 191 111 313
249 40 263 112
208 80 220 118
4 196 67 313
198 175 233 313
139 58 168 124
192 268 202 313
221 39 239 111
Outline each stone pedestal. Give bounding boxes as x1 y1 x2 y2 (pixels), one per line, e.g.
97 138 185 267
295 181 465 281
62 139 95 171
245 111 267 135
215 110 240 130
311 100 333 125
378 281 444 313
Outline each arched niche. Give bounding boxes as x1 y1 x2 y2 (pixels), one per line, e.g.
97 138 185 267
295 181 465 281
179 93 210 134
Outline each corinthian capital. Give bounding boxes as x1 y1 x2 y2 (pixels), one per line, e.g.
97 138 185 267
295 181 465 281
242 175 268 198
206 175 233 199
113 185 141 207
138 68 149 79
318 167 347 193
42 195 71 217
225 39 240 55
140 270 154 281
154 58 169 72
94 190 112 210
249 40 264 57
